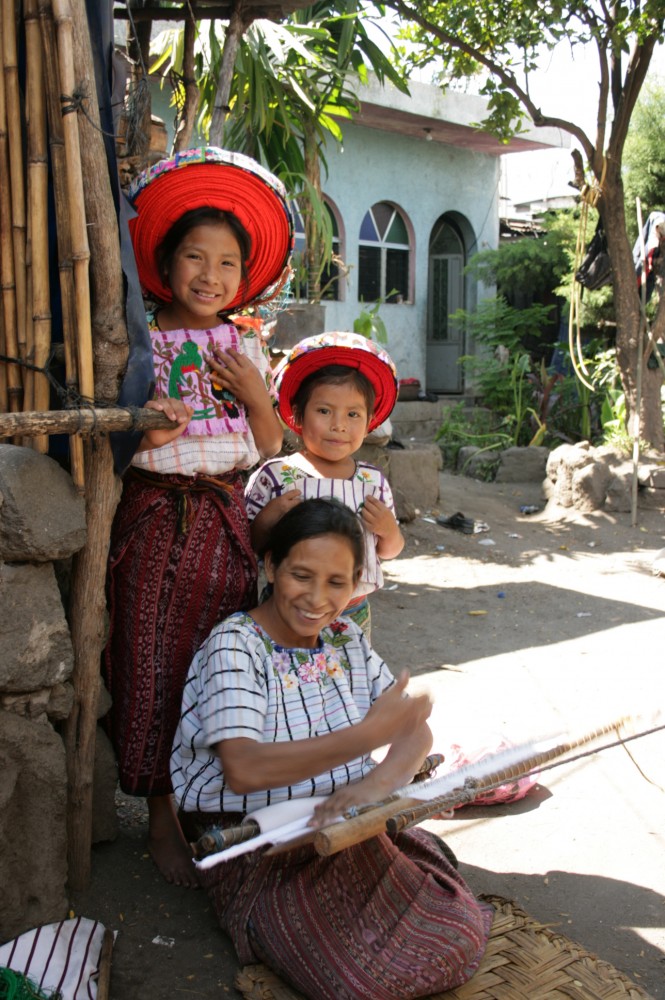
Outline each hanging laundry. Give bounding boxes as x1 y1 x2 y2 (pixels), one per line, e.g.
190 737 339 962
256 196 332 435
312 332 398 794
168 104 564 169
632 210 665 301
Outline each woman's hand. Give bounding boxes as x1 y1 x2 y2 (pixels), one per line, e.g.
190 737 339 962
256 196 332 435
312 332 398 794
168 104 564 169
137 398 193 451
309 768 400 828
363 671 433 746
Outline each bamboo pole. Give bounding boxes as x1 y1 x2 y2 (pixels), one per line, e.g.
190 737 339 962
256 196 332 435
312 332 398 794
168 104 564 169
25 0 51 450
2 0 28 378
0 405 176 438
38 0 84 487
23 230 34 414
0 292 5 412
0 1 23 412
51 0 94 406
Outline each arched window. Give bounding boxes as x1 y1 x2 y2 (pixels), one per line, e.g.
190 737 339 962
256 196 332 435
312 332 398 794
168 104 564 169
358 202 410 303
289 200 341 302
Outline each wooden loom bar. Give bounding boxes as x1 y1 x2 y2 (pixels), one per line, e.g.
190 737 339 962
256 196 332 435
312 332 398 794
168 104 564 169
313 721 627 858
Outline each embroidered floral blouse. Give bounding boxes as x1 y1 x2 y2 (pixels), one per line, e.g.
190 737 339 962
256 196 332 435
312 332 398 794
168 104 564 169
171 611 395 815
132 316 275 477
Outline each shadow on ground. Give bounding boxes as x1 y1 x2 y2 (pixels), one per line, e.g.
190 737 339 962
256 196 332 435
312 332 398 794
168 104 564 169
372 579 665 670
459 861 665 997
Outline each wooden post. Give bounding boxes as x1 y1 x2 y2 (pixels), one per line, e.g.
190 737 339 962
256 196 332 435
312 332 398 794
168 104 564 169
0 405 176 438
58 0 131 890
38 0 85 488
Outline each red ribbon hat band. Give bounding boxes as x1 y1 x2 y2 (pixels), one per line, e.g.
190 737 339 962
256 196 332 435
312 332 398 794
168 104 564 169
128 147 294 311
276 332 399 433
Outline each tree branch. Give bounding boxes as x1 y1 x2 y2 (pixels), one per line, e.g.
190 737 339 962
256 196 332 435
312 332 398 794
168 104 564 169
386 0 595 159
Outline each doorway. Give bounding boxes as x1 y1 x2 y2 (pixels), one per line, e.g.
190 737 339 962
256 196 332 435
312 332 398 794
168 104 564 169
426 217 465 393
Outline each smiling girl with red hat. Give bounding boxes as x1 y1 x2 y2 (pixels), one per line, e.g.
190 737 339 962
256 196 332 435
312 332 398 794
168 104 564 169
102 148 293 887
245 331 404 640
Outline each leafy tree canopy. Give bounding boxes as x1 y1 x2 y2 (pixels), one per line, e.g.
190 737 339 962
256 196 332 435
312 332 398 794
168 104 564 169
623 77 665 225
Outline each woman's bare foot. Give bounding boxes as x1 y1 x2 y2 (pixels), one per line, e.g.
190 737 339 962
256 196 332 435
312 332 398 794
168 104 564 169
147 795 199 887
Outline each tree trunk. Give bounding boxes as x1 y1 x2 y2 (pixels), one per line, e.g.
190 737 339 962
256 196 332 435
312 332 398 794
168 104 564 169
302 120 323 301
601 169 664 451
64 0 130 891
173 13 198 152
209 0 253 146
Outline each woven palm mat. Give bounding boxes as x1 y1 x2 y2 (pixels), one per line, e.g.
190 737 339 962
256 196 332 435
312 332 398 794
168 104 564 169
235 894 653 1000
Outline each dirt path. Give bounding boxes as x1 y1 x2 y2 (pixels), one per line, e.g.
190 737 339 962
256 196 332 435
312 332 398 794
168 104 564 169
72 472 665 999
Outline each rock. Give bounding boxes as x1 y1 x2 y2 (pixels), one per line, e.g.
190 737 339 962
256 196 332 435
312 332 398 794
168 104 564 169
387 445 441 509
0 445 86 562
605 464 633 512
47 682 75 722
457 446 500 481
0 562 73 692
495 446 549 483
571 461 612 511
545 442 594 507
0 711 68 940
392 488 416 523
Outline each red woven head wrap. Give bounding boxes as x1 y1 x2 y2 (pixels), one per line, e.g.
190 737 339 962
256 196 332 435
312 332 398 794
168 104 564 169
128 147 294 311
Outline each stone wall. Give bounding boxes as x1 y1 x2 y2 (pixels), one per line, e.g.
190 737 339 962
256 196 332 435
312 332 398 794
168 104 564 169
544 441 665 512
0 445 87 940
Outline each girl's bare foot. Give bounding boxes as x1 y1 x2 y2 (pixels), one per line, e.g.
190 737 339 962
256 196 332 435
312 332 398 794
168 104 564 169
147 795 199 888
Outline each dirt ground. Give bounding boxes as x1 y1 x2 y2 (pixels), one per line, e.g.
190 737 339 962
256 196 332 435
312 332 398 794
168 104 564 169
71 471 665 999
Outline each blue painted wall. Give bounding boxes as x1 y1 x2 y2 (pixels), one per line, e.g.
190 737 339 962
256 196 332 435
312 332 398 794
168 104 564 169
317 120 500 390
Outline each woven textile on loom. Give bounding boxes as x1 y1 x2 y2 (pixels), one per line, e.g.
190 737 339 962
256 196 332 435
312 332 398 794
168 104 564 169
235 895 653 1000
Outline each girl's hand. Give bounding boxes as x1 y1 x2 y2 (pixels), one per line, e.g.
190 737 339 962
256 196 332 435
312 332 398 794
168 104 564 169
264 490 303 522
207 346 283 458
205 346 268 410
361 495 405 559
250 490 303 553
138 398 194 451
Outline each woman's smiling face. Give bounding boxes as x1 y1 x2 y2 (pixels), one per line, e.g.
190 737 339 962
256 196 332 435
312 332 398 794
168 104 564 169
263 533 360 648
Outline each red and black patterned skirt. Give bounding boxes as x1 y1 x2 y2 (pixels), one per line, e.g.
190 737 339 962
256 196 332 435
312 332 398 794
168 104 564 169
199 825 493 1000
102 468 258 796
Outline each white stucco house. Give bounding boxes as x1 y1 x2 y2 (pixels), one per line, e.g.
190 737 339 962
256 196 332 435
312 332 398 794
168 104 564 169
290 78 567 395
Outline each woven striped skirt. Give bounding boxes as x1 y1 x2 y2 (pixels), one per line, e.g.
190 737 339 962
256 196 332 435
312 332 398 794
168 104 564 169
102 469 257 796
199 825 492 1000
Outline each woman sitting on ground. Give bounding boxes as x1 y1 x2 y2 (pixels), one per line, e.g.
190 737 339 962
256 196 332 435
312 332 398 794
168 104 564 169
171 497 492 1000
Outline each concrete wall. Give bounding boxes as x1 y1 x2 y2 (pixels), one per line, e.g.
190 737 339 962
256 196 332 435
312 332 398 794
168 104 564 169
317 121 500 388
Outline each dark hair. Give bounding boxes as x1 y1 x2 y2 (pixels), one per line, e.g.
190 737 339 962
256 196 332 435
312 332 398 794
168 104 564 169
156 207 252 303
266 498 364 574
291 364 376 428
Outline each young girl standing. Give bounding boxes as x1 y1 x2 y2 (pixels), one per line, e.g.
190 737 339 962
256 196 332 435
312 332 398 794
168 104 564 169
103 148 293 886
245 332 404 638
